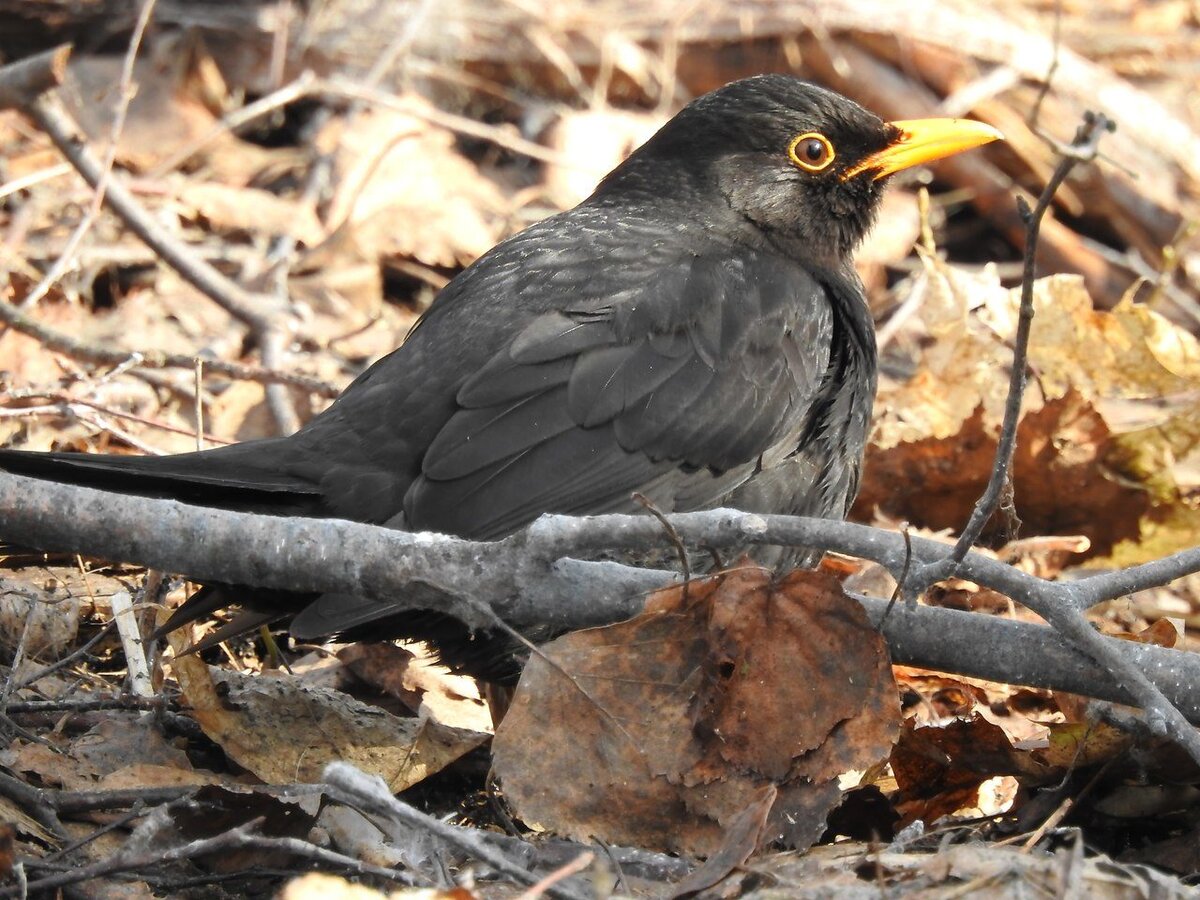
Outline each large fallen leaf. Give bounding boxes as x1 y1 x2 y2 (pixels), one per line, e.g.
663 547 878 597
492 567 899 856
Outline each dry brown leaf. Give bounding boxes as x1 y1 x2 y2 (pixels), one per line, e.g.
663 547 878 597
859 390 1151 556
667 785 777 899
891 717 1035 826
169 640 487 791
5 716 196 792
981 278 1200 402
864 264 1200 562
492 567 899 856
0 576 80 658
63 56 295 182
94 764 219 792
173 182 324 245
1028 721 1132 771
205 381 277 443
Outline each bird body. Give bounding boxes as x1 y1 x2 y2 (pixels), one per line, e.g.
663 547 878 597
0 76 1001 678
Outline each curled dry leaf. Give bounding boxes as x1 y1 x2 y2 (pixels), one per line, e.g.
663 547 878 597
169 634 488 791
891 716 1036 827
492 566 900 856
337 643 493 734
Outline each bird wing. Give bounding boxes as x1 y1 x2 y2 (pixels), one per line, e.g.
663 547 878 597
403 248 835 539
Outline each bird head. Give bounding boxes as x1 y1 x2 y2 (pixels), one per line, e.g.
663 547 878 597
595 75 1002 265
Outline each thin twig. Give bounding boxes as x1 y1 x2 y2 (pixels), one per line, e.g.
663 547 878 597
20 0 157 312
0 772 70 842
20 88 308 434
1 391 233 446
878 523 913 625
0 46 70 111
0 818 417 898
1027 0 1062 133
323 762 589 900
4 696 164 714
147 71 320 177
23 94 276 333
0 294 338 396
14 620 117 691
633 492 690 588
947 112 1114 565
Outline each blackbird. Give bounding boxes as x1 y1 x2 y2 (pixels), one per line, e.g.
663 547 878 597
0 76 1000 680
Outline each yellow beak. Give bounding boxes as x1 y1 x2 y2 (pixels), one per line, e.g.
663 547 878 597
842 118 1004 181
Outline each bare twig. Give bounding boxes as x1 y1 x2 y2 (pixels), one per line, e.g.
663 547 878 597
633 492 690 587
147 71 320 177
947 112 1114 565
4 696 164 714
0 46 70 111
20 0 157 312
15 80 307 434
1027 0 1062 133
13 620 117 691
324 762 589 900
0 817 417 898
23 94 276 332
0 293 338 396
1 390 233 446
6 473 1200 725
0 771 70 842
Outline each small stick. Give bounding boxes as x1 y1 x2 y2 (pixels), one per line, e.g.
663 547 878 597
110 590 153 698
0 46 70 111
0 293 338 396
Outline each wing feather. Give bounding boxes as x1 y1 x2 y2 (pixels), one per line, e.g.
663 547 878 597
405 247 835 538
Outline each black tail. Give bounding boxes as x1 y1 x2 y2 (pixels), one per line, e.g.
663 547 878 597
0 439 324 516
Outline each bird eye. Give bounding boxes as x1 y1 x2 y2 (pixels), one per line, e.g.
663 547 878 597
788 133 835 172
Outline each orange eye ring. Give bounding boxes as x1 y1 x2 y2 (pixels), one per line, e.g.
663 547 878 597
788 132 835 172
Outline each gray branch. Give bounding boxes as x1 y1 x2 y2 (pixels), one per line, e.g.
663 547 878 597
4 471 1200 724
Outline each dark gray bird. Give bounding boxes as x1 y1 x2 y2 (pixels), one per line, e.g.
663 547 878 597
0 76 1000 680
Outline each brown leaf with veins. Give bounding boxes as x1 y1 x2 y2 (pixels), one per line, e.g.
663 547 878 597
492 566 899 856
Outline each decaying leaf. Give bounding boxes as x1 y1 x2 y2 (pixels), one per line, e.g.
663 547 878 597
5 716 205 792
169 638 488 791
891 716 1037 826
492 566 900 856
667 785 777 899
